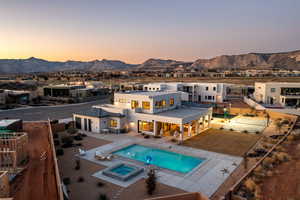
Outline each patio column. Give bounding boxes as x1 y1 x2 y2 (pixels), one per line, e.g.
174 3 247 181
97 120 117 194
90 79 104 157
202 117 205 130
153 121 158 136
188 123 192 137
196 121 199 135
180 124 184 141
208 114 211 128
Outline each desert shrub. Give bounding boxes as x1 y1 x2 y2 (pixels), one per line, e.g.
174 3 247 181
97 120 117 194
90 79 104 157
67 128 78 135
97 182 104 187
54 139 60 146
74 135 83 141
77 176 84 182
56 149 64 156
244 178 257 192
99 194 108 200
63 177 71 185
262 157 275 169
62 136 74 144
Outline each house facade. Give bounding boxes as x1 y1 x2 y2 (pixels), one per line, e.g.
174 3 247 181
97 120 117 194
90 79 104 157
142 82 229 103
73 91 212 140
254 82 300 107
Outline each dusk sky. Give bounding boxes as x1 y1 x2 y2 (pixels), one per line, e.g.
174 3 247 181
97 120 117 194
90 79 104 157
1 0 299 63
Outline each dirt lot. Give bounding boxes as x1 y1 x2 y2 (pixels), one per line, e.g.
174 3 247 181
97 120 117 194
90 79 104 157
11 121 60 200
183 129 261 156
56 135 185 200
261 140 300 200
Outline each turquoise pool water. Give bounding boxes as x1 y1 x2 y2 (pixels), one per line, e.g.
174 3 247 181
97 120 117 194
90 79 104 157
113 144 205 173
110 165 135 175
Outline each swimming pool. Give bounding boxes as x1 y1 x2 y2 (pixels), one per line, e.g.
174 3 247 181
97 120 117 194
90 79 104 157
113 144 205 173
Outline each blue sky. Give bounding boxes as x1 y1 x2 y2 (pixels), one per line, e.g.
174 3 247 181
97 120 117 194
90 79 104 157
0 0 299 63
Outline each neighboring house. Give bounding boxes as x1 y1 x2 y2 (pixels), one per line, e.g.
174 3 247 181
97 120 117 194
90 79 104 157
254 82 300 107
143 82 229 103
43 85 86 98
73 91 212 140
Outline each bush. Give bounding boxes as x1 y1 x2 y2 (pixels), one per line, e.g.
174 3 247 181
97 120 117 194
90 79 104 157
56 149 64 156
77 176 84 182
63 177 71 185
53 133 59 139
144 135 150 139
97 182 104 187
220 127 224 130
255 131 260 134
54 139 60 146
243 130 248 134
99 194 108 200
75 159 80 170
170 138 177 143
61 136 74 145
67 128 78 135
153 135 161 139
74 135 83 141
229 128 234 131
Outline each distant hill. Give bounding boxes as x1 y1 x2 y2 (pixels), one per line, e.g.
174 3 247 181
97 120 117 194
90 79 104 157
0 50 300 73
0 57 136 74
191 50 300 70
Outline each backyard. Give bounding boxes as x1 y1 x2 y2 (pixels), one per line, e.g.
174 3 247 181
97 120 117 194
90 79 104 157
55 132 185 200
183 129 261 156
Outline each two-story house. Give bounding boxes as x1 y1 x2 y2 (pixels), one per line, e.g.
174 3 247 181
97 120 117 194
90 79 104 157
73 91 212 140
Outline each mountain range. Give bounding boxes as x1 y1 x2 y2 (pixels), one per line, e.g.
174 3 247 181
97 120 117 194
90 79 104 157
0 50 299 74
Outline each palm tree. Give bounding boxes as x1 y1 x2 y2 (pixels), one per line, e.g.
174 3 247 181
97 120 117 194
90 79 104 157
145 169 156 195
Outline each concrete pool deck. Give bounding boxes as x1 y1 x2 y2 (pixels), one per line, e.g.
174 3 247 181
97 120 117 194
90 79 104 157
78 131 242 198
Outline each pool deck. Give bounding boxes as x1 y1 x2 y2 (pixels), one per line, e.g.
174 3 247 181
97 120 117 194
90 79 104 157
77 131 242 198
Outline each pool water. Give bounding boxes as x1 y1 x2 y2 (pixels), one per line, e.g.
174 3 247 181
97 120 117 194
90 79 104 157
110 165 135 175
113 144 205 173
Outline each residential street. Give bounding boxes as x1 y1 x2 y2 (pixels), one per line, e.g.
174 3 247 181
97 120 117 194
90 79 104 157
0 99 108 121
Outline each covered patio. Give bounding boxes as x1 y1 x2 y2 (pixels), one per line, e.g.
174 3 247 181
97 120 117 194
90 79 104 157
134 106 213 141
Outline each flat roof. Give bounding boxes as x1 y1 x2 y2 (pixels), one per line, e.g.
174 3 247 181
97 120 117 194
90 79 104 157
115 91 179 96
0 119 20 127
154 106 209 119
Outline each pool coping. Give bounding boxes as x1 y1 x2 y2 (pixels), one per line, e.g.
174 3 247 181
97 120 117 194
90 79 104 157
110 143 208 176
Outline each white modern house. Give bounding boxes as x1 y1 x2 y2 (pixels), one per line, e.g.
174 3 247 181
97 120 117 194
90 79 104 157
254 82 300 107
73 91 212 140
143 82 229 103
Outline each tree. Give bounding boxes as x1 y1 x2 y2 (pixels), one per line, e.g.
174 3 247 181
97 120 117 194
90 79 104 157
145 169 156 195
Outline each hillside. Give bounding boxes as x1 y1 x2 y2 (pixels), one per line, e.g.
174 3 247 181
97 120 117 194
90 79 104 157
191 50 300 70
0 50 299 73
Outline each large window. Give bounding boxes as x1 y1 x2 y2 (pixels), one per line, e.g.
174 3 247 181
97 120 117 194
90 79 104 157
75 117 81 129
138 121 153 132
131 100 138 109
110 119 118 128
142 101 150 110
155 101 162 108
170 98 174 106
162 100 166 107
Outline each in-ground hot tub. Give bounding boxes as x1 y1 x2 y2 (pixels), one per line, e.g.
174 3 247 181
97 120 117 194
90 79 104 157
102 163 144 181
